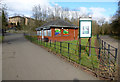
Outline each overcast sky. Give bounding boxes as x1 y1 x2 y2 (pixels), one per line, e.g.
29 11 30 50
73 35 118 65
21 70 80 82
1 0 119 22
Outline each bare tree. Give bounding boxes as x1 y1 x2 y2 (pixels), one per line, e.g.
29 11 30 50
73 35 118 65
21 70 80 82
98 17 105 25
37 5 42 20
42 9 47 21
47 7 52 20
32 5 42 20
60 8 64 19
46 7 55 20
63 7 70 19
54 4 61 18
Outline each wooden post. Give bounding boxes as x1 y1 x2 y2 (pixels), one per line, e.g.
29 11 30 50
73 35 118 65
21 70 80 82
89 37 91 56
79 38 81 64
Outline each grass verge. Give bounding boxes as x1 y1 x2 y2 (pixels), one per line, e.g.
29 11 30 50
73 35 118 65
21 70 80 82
0 36 3 43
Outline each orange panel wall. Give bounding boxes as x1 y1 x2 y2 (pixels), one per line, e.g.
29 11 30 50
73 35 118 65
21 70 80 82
37 28 78 42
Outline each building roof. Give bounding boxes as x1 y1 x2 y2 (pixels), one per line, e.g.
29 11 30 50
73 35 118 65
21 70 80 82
36 19 78 31
9 16 23 19
9 16 34 20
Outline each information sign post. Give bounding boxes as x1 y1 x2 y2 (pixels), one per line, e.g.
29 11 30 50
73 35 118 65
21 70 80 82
79 17 92 56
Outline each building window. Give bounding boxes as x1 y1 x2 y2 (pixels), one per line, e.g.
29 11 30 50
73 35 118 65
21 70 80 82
44 30 47 36
55 28 61 36
37 31 40 36
48 29 51 36
63 29 69 36
40 31 42 36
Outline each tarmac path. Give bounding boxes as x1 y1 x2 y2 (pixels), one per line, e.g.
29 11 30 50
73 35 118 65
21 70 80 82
2 33 98 80
100 35 119 49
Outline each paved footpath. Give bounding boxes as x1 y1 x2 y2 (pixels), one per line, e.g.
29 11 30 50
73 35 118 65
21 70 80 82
100 35 119 49
2 33 98 80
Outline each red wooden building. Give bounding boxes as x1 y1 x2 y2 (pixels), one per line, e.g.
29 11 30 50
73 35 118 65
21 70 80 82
36 19 79 41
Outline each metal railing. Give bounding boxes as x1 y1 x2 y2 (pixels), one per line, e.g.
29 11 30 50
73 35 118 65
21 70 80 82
24 33 118 80
97 35 118 80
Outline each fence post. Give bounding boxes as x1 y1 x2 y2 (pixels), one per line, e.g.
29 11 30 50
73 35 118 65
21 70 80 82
102 40 103 49
98 48 101 59
54 40 56 51
46 40 47 47
37 38 39 44
39 38 40 45
89 38 91 56
45 41 46 47
41 39 43 45
50 40 51 47
115 48 118 79
115 48 118 61
97 47 101 78
31 36 34 42
28 35 29 40
99 38 101 45
104 42 106 55
79 44 81 64
33 37 35 43
29 36 30 41
32 36 33 42
104 42 106 49
42 39 43 45
46 40 48 47
60 42 62 54
30 36 31 42
40 38 42 45
68 43 70 59
97 34 99 39
108 44 110 72
44 39 45 46
38 38 39 45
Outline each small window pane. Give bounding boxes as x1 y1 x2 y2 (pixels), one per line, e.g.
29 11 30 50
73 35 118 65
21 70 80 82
55 28 61 36
37 31 39 35
63 29 69 35
40 31 41 36
48 29 51 36
44 30 47 36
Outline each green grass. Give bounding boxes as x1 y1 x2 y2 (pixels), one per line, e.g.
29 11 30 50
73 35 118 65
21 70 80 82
65 37 99 69
0 36 3 43
25 35 99 70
